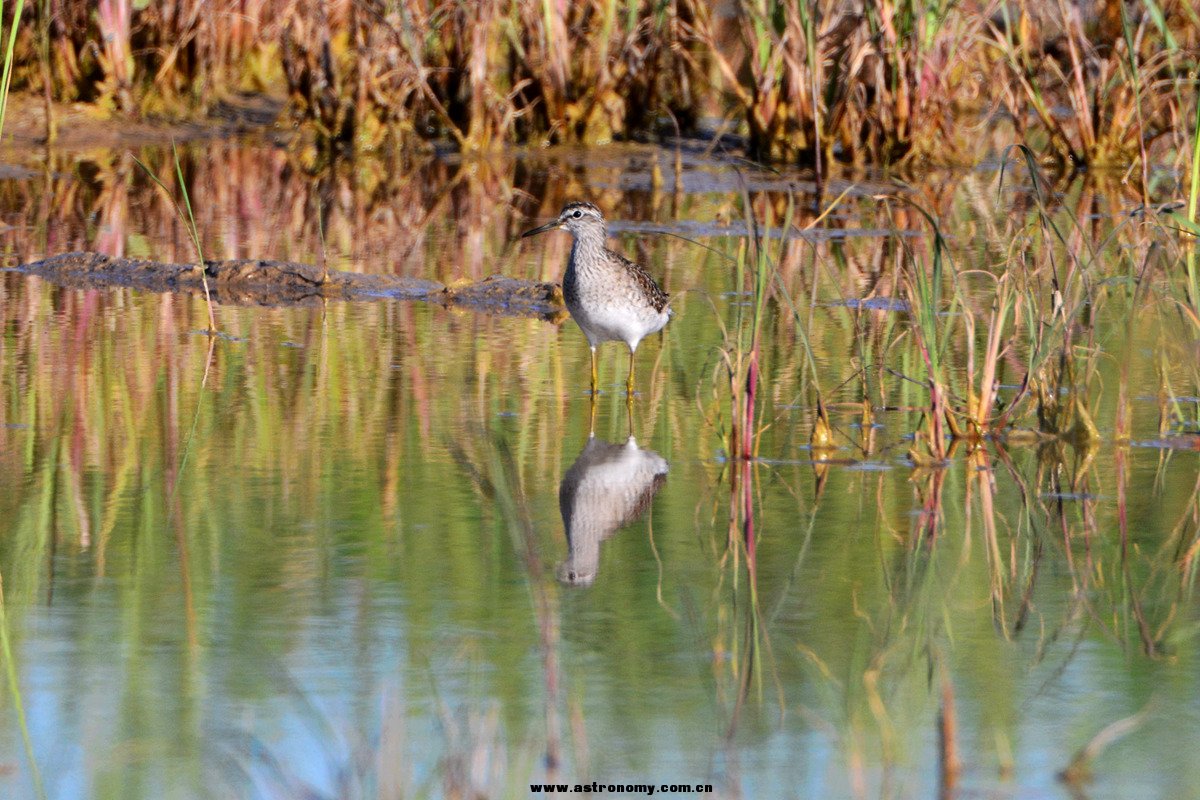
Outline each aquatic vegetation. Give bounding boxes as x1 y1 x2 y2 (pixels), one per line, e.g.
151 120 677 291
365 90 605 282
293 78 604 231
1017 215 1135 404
684 0 984 167
987 0 1200 169
4 2 1197 167
0 0 24 138
1184 92 1200 319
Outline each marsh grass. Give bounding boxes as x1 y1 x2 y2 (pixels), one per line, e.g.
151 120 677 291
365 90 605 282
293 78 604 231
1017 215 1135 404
687 188 796 741
689 143 1200 477
986 1 1197 168
6 2 1197 168
686 0 980 165
0 0 24 140
1185 90 1200 312
887 197 961 461
723 192 784 461
684 146 1200 534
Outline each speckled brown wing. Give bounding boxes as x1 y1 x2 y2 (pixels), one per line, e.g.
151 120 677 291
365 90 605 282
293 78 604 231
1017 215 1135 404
607 248 669 313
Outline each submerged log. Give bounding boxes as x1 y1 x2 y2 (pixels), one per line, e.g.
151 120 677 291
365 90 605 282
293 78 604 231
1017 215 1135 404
9 252 565 320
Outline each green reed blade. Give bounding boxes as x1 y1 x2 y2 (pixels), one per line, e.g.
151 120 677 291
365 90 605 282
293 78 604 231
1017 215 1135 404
1188 84 1200 309
0 0 26 140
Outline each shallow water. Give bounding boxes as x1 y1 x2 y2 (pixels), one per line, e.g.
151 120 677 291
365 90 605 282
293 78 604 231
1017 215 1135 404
1 140 1199 799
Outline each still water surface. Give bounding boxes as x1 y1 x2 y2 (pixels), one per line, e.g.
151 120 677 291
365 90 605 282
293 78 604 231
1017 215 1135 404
0 141 1199 799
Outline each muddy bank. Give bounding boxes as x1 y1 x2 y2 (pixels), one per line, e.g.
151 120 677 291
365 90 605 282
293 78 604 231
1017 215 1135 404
9 252 566 319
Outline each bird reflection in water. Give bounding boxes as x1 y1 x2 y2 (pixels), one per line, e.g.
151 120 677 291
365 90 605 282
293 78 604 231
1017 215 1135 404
557 403 668 587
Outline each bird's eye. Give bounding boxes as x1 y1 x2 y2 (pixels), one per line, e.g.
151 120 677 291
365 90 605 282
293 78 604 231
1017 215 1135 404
572 210 582 218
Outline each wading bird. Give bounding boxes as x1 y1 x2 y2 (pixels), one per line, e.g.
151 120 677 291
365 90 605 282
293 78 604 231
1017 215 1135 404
521 202 671 395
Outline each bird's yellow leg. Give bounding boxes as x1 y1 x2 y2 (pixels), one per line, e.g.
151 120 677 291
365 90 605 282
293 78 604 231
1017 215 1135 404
589 390 598 437
590 347 598 395
625 388 634 438
626 349 636 396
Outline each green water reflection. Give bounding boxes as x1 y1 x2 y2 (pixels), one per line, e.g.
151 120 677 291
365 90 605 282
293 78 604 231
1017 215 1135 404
0 142 1198 799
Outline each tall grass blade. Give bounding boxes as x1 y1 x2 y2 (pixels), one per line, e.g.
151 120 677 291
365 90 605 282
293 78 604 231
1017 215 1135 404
0 0 26 140
1187 86 1200 310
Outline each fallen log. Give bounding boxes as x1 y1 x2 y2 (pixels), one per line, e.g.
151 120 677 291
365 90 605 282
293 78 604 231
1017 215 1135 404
8 252 566 320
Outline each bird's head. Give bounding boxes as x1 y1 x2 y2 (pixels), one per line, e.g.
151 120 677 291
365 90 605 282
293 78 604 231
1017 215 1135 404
520 201 606 239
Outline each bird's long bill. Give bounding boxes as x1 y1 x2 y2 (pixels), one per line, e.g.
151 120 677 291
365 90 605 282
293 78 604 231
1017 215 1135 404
520 219 560 238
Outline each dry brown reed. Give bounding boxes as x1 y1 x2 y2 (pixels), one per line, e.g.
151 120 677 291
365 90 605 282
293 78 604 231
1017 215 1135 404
7 2 1197 166
683 0 989 168
986 0 1200 169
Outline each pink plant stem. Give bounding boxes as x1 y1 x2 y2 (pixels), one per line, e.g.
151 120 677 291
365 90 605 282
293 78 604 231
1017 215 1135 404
742 348 758 461
742 457 755 567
